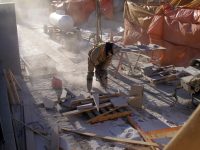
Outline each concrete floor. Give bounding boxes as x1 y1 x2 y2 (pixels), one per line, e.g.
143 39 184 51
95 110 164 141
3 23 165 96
17 7 196 150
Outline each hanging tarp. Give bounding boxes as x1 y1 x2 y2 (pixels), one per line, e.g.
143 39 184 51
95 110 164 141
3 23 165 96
123 1 154 45
148 6 200 66
63 0 113 25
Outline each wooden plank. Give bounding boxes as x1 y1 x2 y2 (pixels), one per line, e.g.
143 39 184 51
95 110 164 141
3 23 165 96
92 93 99 111
127 116 156 150
145 126 182 139
89 111 132 124
87 107 122 123
0 66 17 150
62 102 112 116
62 128 159 147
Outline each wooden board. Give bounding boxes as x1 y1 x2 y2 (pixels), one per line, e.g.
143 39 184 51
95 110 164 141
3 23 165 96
145 126 182 139
62 128 159 147
87 107 121 123
127 116 156 150
89 111 132 124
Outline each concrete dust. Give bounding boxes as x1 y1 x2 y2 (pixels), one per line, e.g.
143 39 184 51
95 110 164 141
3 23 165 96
14 1 197 150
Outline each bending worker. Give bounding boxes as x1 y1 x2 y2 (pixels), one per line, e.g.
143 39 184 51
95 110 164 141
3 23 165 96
87 42 121 92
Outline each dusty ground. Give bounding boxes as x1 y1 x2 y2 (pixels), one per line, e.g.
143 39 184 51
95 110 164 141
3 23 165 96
17 7 196 150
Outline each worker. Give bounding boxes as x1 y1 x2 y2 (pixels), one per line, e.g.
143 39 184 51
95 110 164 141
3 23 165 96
87 42 121 92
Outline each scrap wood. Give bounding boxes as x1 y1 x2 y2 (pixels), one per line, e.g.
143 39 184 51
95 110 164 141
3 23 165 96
88 111 132 124
70 93 120 106
145 126 182 139
87 106 122 123
127 116 157 150
62 102 112 116
62 128 159 147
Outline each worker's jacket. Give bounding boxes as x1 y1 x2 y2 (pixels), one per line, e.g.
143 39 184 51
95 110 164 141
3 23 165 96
88 44 113 74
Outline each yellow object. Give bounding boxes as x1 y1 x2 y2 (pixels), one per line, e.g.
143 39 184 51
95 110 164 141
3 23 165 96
164 105 200 150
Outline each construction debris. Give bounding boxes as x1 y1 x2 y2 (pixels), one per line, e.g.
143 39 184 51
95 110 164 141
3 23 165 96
1 0 200 149
62 128 159 148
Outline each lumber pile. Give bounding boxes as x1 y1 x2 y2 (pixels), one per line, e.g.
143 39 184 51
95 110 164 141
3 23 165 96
62 93 133 124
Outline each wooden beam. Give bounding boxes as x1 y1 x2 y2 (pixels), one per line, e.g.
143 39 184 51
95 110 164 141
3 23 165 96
62 102 112 116
127 116 157 150
87 106 122 123
62 128 159 147
89 111 132 124
145 126 182 140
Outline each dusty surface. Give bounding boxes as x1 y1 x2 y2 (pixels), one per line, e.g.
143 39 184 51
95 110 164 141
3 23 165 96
17 7 195 150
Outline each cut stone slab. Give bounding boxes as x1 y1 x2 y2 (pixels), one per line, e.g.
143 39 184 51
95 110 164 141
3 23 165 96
110 96 129 107
60 89 67 100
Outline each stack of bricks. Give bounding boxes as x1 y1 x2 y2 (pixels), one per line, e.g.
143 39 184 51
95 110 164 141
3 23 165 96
128 83 144 109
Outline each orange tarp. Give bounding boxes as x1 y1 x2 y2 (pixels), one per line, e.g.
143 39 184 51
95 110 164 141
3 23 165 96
65 0 113 25
124 4 200 66
148 8 200 66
